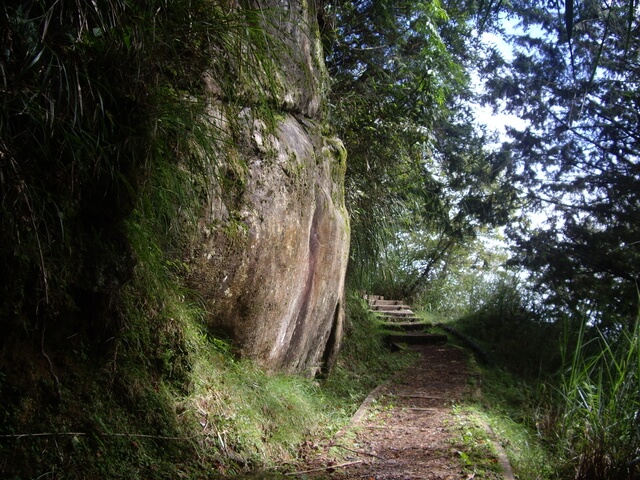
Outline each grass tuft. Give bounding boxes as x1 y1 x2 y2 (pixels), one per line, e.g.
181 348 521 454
323 292 418 409
556 316 640 479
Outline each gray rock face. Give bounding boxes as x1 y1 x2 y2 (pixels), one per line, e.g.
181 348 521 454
190 0 349 375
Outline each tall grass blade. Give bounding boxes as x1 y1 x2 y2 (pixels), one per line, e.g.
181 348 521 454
558 313 640 479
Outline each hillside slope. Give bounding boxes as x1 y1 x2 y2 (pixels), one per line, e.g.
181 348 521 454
0 0 349 477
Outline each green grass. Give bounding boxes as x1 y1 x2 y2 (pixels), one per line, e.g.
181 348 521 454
0 283 411 478
431 284 640 480
555 318 640 479
449 404 505 479
471 367 557 480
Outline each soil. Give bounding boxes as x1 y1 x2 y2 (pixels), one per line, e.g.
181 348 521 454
292 344 507 480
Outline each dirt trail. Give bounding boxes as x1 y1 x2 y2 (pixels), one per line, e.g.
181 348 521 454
294 344 507 480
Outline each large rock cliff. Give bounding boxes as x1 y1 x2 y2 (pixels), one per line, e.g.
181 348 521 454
190 0 349 375
0 1 349 476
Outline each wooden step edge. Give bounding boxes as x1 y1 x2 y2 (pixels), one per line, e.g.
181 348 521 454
380 320 432 326
373 311 415 318
372 305 413 311
370 299 403 306
383 333 448 345
380 322 433 330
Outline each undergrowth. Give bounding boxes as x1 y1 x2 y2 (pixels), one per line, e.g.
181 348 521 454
0 278 409 478
449 405 505 480
440 277 640 479
0 1 352 477
323 292 418 411
471 366 557 480
556 318 640 479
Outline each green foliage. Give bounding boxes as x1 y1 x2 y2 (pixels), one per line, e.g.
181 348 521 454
0 0 202 325
323 291 417 407
471 366 557 480
445 274 640 479
0 0 330 477
414 243 503 316
556 317 640 479
449 282 640 479
450 273 563 378
483 0 640 331
324 0 517 294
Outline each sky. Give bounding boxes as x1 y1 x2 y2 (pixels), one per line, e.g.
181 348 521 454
471 21 529 146
469 21 553 233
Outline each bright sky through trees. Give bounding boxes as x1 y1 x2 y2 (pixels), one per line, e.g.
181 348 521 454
472 17 527 146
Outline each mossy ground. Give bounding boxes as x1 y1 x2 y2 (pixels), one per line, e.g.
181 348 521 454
0 289 411 478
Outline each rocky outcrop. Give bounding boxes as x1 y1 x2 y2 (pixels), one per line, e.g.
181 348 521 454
190 0 349 375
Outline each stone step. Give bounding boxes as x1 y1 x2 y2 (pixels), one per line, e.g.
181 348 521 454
364 293 448 346
377 315 420 322
384 333 448 345
364 294 385 301
371 304 413 312
381 322 431 332
369 299 404 306
375 310 415 318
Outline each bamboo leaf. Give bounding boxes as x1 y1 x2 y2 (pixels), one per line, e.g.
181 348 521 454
23 48 44 72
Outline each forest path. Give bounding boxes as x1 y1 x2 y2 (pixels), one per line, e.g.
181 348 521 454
292 343 512 480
